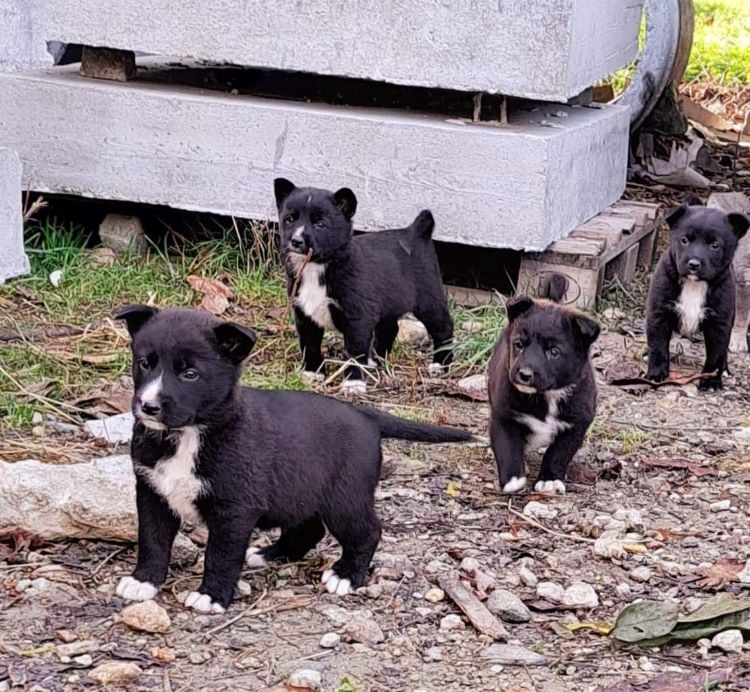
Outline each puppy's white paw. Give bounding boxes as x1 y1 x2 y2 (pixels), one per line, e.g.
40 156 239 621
321 569 352 596
245 546 268 568
184 591 226 614
502 476 527 494
534 479 566 495
116 576 159 602
427 362 444 376
340 379 367 396
367 358 377 368
729 334 749 353
301 370 325 385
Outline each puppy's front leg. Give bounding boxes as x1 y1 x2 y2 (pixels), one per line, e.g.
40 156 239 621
699 319 730 391
116 478 180 601
341 321 372 394
490 417 526 493
294 308 324 375
645 315 673 382
186 516 257 613
536 423 589 494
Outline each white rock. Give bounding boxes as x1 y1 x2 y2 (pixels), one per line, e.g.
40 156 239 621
561 582 599 609
709 499 731 512
518 565 539 587
486 589 532 623
615 583 631 598
344 617 384 646
49 269 63 287
236 580 252 597
536 581 564 603
629 566 651 583
612 508 644 531
287 669 322 691
460 557 480 575
424 587 445 603
319 632 340 649
594 529 627 559
85 413 135 444
482 643 547 666
737 559 750 584
457 374 488 401
711 629 744 654
423 646 443 662
396 318 429 346
523 501 558 520
120 600 171 633
440 614 464 631
0 455 138 542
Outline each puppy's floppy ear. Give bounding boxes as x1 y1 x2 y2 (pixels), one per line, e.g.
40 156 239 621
115 305 158 336
685 195 703 207
572 315 600 347
506 296 533 321
274 178 296 209
333 187 357 220
728 212 750 240
213 322 257 363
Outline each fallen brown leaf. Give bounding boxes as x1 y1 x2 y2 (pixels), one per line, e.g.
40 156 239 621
696 558 745 589
186 275 233 315
642 457 716 477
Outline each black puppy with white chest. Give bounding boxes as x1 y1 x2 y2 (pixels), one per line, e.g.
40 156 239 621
487 277 600 495
114 306 471 613
274 178 454 393
646 197 749 390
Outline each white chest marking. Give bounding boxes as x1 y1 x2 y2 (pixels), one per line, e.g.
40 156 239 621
294 261 336 330
515 387 573 450
675 279 708 335
140 427 205 525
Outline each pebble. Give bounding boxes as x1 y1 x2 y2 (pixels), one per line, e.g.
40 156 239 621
396 318 429 346
318 605 350 627
57 630 78 644
88 662 141 685
120 600 171 634
518 566 538 588
613 508 644 531
536 581 564 603
424 587 445 603
523 501 558 521
709 500 732 512
737 559 750 584
344 617 385 646
73 654 93 667
457 374 488 401
561 582 599 609
711 629 744 654
188 650 212 664
365 584 383 599
615 583 631 598
236 580 252 597
594 530 627 559
481 643 547 666
682 536 700 548
288 669 322 690
460 557 480 575
423 646 443 662
319 633 341 649
440 614 464 631
486 589 532 623
629 566 652 583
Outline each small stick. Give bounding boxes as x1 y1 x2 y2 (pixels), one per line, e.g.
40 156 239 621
201 590 269 639
507 506 595 544
439 571 508 641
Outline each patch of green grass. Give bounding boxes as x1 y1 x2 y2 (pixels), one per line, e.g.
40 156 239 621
617 426 648 455
450 300 507 370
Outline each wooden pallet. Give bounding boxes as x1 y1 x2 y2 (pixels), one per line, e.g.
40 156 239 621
517 200 662 310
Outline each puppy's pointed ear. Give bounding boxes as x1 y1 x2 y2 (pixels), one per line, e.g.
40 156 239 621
333 187 357 220
115 305 158 336
214 322 257 363
666 205 688 229
274 178 296 209
573 315 600 347
728 212 750 240
506 296 533 321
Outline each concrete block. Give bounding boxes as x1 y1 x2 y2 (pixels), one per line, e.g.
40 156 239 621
0 0 52 72
47 0 643 102
81 46 136 82
0 66 629 250
0 148 30 284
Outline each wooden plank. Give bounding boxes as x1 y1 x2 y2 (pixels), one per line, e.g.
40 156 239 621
445 285 501 308
637 229 657 268
80 47 136 82
617 200 660 219
517 259 602 311
546 238 606 256
607 242 639 285
439 572 508 641
595 212 637 232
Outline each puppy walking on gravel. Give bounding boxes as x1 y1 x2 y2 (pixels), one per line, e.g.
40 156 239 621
646 197 749 390
114 306 472 613
274 178 454 394
487 276 600 495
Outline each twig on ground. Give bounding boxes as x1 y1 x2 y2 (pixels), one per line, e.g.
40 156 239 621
507 506 595 544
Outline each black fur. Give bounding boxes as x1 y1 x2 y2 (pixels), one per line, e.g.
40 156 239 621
646 197 749 390
274 178 454 383
487 285 599 493
115 306 472 610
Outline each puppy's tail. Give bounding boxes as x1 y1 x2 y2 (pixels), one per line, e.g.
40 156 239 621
541 273 569 303
358 406 474 443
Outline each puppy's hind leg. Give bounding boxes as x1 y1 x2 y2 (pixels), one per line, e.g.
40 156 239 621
246 516 325 567
321 505 381 596
730 282 750 353
373 319 399 361
414 303 454 373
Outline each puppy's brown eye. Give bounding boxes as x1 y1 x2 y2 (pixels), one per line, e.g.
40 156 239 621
712 241 720 250
284 214 296 225
513 339 524 350
138 358 150 370
181 369 199 381
680 237 689 246
548 347 560 358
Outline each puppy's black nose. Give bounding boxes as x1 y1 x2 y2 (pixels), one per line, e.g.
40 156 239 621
688 259 701 271
290 236 306 252
517 368 534 384
141 402 161 416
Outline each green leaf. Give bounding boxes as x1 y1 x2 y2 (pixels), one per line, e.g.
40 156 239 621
611 600 680 643
677 594 750 623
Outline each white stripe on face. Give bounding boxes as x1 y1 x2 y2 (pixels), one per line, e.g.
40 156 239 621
292 226 305 240
139 374 163 408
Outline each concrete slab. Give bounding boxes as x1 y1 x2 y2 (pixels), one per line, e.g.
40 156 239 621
0 148 30 284
46 0 643 102
0 66 628 250
0 0 52 72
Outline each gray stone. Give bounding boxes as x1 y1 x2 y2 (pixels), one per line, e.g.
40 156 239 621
440 614 464 631
486 589 532 623
344 617 385 646
457 375 488 401
562 582 599 609
287 669 322 690
0 148 29 284
99 214 147 254
84 412 135 444
523 501 559 521
460 557 480 575
319 632 340 649
396 318 429 346
518 566 539 588
536 581 564 603
629 566 652 583
709 499 732 512
423 646 443 662
711 629 744 654
0 65 629 251
481 643 547 666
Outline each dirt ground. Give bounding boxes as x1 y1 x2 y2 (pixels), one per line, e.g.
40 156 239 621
1 318 749 691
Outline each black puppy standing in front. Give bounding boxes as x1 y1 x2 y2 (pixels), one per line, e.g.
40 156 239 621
646 197 749 390
114 306 471 613
274 178 454 393
487 277 600 495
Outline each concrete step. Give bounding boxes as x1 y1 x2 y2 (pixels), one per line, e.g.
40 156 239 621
0 147 30 284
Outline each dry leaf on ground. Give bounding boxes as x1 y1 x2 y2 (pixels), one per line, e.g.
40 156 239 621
186 275 233 315
696 558 745 589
